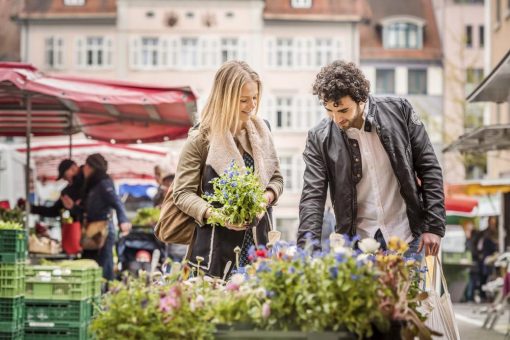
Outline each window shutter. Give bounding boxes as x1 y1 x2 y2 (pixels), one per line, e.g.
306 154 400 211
129 37 139 69
105 37 113 68
239 38 248 63
75 37 84 68
333 38 343 61
265 37 275 69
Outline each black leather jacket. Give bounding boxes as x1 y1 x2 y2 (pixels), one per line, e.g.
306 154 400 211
297 96 445 248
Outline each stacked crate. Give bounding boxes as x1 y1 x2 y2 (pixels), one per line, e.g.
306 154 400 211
0 229 27 340
24 265 101 340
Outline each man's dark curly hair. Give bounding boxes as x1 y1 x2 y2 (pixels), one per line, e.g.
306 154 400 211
312 60 370 104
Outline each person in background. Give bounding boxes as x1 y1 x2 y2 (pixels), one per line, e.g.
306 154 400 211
475 216 499 301
153 165 175 208
30 159 84 221
76 153 132 280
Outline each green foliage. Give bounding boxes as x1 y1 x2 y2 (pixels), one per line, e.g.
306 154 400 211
132 207 161 227
89 273 215 340
0 207 25 225
0 220 23 230
203 161 265 226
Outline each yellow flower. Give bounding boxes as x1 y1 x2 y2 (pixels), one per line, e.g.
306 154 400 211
388 236 409 254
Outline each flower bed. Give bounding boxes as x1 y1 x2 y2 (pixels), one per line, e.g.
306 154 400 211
90 236 436 340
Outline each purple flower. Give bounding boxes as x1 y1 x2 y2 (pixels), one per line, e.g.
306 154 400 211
231 182 238 188
351 274 359 280
257 261 271 273
329 266 338 279
266 290 275 298
335 254 346 263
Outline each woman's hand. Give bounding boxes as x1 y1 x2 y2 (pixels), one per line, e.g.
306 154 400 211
263 190 275 206
205 208 248 231
119 222 132 236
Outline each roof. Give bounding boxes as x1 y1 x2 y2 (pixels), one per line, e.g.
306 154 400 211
360 0 442 62
264 0 364 22
467 48 510 103
17 0 116 20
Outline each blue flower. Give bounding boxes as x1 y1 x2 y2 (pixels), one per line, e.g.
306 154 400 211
257 261 271 273
231 182 238 188
335 254 346 263
351 274 359 280
266 290 275 298
289 266 296 274
329 266 338 279
220 179 227 185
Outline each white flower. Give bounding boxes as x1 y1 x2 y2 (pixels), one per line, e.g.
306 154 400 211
333 246 353 257
284 246 297 258
329 233 345 248
254 287 266 299
230 273 245 286
358 238 380 253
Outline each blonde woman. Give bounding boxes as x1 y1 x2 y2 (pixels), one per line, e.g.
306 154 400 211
173 60 283 278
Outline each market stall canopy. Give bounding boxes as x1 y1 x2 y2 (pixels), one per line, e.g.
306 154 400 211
445 194 478 214
466 48 510 104
442 124 510 153
448 179 510 196
0 62 197 143
15 140 171 181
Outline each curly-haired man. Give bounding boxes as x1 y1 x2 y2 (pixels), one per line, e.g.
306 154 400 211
297 61 445 257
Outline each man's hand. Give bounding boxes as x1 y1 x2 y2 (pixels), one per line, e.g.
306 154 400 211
61 195 74 210
119 222 132 236
418 232 441 256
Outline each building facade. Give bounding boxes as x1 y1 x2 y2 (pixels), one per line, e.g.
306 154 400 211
359 0 444 166
434 0 486 182
16 0 362 241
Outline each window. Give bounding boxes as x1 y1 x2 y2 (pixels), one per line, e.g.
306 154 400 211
315 38 333 67
375 69 395 94
408 69 427 95
279 156 294 190
64 0 85 5
141 37 160 67
479 25 484 48
45 37 63 69
77 36 112 68
385 22 421 49
465 68 484 93
221 38 239 63
465 25 473 48
291 0 312 8
275 97 293 129
276 38 294 68
181 38 199 68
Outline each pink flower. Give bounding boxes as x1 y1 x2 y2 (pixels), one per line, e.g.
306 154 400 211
226 282 240 291
262 302 271 319
159 285 182 312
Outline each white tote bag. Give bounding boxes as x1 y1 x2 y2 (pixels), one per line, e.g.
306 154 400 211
421 256 460 340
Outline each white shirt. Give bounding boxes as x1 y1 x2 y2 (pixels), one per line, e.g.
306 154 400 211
345 100 413 244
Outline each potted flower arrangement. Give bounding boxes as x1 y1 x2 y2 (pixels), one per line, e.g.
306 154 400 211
90 235 439 340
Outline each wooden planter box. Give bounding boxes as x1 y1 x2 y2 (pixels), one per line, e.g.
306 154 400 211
214 330 356 340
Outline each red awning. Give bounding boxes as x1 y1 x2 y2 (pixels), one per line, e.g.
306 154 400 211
16 141 169 181
0 62 197 143
445 194 478 213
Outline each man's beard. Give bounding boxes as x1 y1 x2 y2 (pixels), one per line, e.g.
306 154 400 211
338 104 364 130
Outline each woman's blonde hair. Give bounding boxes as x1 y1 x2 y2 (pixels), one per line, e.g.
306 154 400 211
200 60 261 139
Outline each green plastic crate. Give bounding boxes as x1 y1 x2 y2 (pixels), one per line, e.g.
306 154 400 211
24 324 87 340
0 264 25 298
25 299 91 328
25 266 95 300
25 278 91 301
0 297 25 332
0 230 27 261
0 328 23 340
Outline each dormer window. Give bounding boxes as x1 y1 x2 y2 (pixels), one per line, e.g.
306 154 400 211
291 0 312 9
382 16 425 49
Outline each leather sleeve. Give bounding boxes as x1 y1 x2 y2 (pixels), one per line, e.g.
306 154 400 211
402 99 446 237
297 130 329 249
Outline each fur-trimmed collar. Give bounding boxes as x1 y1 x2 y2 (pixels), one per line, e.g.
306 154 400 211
206 116 278 188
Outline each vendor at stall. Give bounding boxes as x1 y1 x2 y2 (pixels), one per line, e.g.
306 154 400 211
30 159 84 221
